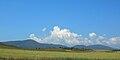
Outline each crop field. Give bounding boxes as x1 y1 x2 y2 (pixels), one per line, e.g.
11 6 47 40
0 49 120 60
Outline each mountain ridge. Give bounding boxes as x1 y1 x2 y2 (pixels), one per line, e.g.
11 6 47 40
3 39 67 49
0 42 19 49
1 39 116 50
73 44 115 50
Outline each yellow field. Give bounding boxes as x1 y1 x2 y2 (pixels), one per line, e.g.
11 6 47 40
0 49 120 60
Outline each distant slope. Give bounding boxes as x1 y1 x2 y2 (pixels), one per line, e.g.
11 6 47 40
87 45 115 50
73 45 86 49
3 39 67 49
73 44 115 50
0 43 19 49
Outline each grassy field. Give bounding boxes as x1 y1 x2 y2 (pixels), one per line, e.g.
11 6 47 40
0 49 120 60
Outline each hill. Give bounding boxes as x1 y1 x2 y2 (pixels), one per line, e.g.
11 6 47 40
3 39 67 49
73 44 115 50
0 43 19 49
2 40 116 50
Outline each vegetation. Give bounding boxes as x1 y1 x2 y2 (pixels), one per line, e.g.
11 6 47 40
112 49 120 51
34 47 94 52
0 49 120 60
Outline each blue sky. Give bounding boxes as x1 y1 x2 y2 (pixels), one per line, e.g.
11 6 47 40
0 0 120 42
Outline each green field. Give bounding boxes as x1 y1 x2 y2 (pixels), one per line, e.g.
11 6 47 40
0 49 120 60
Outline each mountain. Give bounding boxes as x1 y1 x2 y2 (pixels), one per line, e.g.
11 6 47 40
1 40 115 50
73 44 115 50
87 45 115 50
2 39 67 49
73 45 86 49
0 43 19 49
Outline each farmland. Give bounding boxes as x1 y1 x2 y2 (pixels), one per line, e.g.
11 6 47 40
0 49 120 60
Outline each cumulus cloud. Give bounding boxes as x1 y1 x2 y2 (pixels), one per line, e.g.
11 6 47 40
42 26 82 46
29 34 42 43
89 32 97 38
29 26 120 48
29 34 38 40
108 37 120 48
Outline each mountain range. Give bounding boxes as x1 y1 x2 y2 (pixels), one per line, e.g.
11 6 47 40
2 39 67 49
1 39 116 50
73 45 115 50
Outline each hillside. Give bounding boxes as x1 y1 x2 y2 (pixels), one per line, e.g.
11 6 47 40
0 43 19 49
2 39 116 50
3 39 67 49
73 44 115 50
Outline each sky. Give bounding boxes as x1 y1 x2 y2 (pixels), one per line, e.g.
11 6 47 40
0 0 120 48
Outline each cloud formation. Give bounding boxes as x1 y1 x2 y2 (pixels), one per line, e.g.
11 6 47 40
29 26 120 48
29 34 42 43
89 33 97 38
40 26 82 46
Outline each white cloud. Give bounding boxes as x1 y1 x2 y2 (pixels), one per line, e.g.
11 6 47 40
29 34 42 43
108 37 120 48
42 26 82 46
42 28 46 32
29 26 120 48
98 36 105 40
29 34 38 40
89 32 97 38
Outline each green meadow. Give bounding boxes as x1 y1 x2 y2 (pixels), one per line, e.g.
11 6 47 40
0 49 120 60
